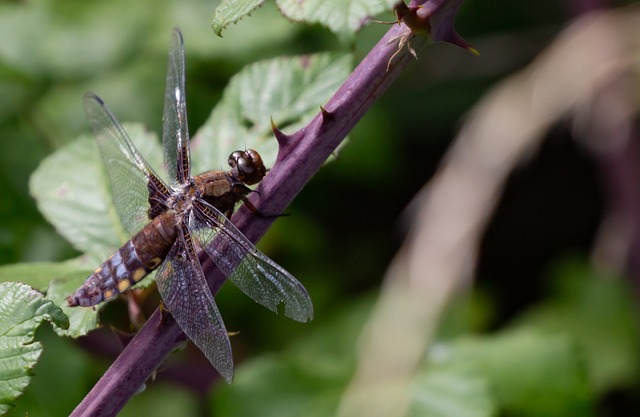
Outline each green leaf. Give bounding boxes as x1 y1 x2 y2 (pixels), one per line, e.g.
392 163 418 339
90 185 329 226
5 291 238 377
28 123 163 327
191 52 352 175
0 282 69 414
408 370 496 417
29 124 162 264
428 329 593 417
515 260 640 394
6 326 95 417
276 0 398 43
212 0 266 37
0 258 91 292
47 273 100 338
0 260 99 337
0 261 108 338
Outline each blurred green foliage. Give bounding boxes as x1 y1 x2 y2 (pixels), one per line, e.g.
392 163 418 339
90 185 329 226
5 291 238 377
1 0 639 416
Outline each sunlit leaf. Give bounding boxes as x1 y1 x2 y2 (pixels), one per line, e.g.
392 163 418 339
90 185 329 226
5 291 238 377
212 0 266 37
47 273 100 338
212 0 397 42
191 52 352 175
0 262 147 341
277 0 398 43
28 123 164 325
29 125 162 264
0 282 69 414
0 260 99 337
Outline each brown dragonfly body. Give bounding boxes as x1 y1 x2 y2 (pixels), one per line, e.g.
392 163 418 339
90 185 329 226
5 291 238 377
66 150 266 307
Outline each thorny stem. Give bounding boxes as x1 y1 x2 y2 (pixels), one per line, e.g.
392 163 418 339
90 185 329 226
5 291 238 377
70 22 423 417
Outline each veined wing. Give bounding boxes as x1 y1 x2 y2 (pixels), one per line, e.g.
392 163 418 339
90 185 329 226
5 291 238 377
156 221 233 382
83 93 171 236
192 199 314 323
162 28 191 186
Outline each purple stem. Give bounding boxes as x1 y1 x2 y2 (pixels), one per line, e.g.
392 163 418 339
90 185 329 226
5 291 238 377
70 23 423 417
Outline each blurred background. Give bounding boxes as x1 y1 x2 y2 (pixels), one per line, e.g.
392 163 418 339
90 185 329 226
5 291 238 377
1 0 639 416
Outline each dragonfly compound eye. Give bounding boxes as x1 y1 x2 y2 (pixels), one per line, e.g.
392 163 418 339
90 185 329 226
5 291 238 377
237 156 255 174
228 150 245 168
229 149 266 185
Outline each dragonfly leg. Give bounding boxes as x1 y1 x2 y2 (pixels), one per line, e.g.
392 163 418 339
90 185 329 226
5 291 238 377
239 195 289 219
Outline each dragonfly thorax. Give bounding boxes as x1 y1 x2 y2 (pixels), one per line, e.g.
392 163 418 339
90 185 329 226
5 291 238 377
168 181 199 215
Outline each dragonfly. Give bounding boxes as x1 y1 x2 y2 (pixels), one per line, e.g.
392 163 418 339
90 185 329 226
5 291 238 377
66 28 313 383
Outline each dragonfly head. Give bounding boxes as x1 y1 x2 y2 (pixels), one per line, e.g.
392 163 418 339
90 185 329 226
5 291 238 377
228 149 267 185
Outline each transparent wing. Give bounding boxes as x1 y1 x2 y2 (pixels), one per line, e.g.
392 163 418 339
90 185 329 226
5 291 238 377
83 92 171 236
192 200 314 322
162 28 191 186
156 222 233 382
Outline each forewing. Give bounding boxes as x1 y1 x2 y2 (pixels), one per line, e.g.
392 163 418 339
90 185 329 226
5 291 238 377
162 28 191 186
155 223 233 382
83 92 170 236
192 200 313 323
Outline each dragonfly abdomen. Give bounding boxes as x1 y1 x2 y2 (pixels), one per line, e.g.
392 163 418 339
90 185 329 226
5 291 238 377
67 213 178 307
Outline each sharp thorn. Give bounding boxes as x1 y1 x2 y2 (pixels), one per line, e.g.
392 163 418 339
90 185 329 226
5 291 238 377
271 117 291 146
320 105 333 121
